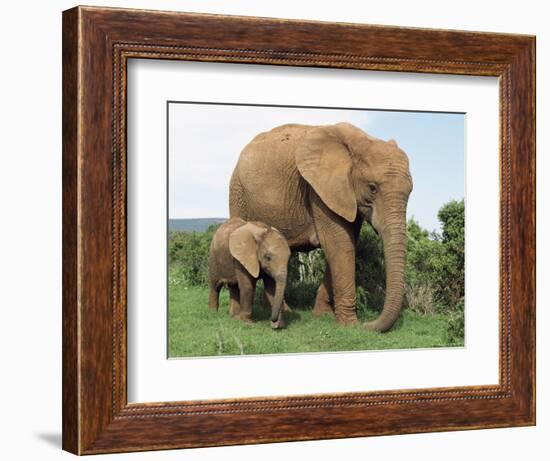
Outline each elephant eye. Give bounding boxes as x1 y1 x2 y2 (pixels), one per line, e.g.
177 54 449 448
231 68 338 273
369 183 378 194
265 253 272 261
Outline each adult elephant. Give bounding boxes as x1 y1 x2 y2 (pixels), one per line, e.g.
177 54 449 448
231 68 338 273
229 122 413 331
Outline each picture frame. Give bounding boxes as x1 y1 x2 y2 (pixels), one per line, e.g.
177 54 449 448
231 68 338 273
62 5 535 455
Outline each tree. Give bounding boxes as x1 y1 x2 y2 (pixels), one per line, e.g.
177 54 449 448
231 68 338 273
435 199 465 307
403 200 464 313
168 225 218 287
404 218 441 314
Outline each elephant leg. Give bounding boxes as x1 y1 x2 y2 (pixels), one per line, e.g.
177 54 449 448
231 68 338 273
326 250 358 325
236 270 256 324
314 217 361 319
228 285 241 317
311 194 358 326
312 266 335 317
208 283 221 311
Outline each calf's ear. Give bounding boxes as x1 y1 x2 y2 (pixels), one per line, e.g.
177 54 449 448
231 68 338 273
229 223 267 277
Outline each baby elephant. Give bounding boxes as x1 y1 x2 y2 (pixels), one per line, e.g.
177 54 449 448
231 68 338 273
208 218 291 329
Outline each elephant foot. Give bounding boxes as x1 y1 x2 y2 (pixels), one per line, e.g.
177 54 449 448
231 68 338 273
208 296 219 312
208 288 220 311
271 317 286 329
335 310 359 326
239 316 254 325
312 300 334 317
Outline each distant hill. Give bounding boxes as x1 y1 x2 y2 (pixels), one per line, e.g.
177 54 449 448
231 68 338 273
169 218 227 232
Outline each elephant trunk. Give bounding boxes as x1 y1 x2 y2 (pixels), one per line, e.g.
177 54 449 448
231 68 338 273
365 199 407 332
271 273 287 328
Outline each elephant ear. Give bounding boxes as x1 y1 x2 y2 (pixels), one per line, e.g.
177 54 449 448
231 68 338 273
229 223 268 277
295 126 357 222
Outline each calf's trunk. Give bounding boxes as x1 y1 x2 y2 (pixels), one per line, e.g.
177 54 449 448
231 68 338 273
270 274 287 329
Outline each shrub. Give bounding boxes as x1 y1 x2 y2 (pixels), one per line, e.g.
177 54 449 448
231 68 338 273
168 225 218 287
288 250 325 285
405 279 436 315
355 286 370 317
405 199 464 314
445 301 465 345
435 200 465 308
285 281 319 309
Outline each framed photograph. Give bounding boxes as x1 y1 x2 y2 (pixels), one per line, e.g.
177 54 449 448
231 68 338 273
62 6 535 455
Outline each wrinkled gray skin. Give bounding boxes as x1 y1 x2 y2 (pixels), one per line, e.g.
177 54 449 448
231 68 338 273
208 218 291 329
229 122 413 332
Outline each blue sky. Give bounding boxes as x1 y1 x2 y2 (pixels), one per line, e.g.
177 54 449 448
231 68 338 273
168 104 464 233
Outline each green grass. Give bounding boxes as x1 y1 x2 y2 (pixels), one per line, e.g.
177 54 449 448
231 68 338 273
168 284 463 358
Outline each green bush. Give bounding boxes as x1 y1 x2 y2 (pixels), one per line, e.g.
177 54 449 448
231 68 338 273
285 280 319 309
405 200 464 314
405 279 436 315
435 200 465 308
445 301 465 345
286 251 324 309
168 225 218 287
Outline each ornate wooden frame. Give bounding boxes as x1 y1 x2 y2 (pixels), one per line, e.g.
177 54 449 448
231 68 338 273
62 5 535 455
